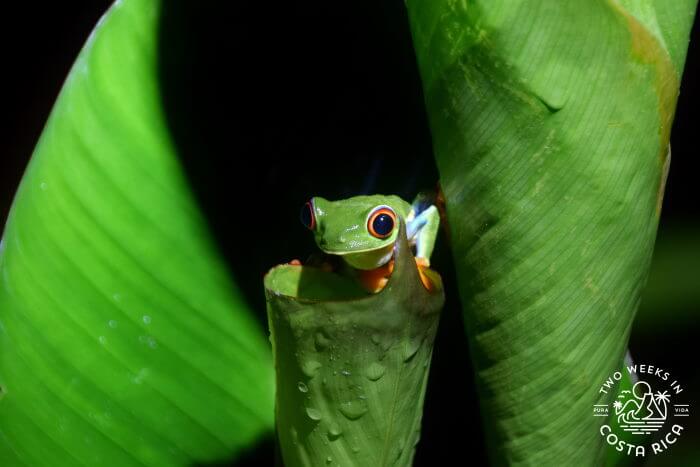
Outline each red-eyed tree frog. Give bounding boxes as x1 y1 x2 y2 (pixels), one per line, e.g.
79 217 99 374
299 194 440 292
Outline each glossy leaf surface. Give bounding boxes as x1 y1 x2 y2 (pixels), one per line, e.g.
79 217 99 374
0 1 274 465
405 1 696 464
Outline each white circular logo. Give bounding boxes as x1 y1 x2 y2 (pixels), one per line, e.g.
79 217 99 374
593 363 691 458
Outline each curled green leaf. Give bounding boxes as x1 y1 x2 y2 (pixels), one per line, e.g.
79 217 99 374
0 0 273 465
265 223 444 466
405 0 696 464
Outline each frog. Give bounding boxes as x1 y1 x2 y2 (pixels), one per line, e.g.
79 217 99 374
298 193 440 292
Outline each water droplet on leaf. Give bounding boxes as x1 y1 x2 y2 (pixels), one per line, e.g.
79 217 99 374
315 331 331 351
327 424 342 440
306 407 322 421
302 360 322 378
403 337 422 362
365 362 385 381
339 399 367 420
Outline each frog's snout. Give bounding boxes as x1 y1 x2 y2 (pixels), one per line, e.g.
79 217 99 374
318 236 346 248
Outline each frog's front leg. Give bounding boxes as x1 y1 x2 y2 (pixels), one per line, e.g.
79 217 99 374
407 203 440 267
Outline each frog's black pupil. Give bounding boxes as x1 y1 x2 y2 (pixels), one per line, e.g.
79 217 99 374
373 214 394 236
300 203 313 229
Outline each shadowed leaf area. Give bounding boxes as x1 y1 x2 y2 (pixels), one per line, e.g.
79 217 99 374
158 0 482 465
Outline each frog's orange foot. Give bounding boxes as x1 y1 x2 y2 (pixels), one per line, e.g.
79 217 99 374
363 276 388 293
414 257 430 268
415 257 434 292
358 260 394 293
288 259 302 266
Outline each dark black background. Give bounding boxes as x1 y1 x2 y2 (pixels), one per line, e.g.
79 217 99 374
1 2 697 466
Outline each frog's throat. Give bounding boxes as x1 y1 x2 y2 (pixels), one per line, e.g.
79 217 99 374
332 243 395 270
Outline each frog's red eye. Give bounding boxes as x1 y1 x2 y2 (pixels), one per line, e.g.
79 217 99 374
300 200 316 230
367 206 396 239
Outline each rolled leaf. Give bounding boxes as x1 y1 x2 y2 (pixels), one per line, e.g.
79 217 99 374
405 1 696 464
265 223 444 466
0 1 274 465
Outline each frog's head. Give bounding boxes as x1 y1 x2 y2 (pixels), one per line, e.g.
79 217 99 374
300 195 411 270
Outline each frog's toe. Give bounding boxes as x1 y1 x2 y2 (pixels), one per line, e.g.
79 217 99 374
414 258 435 291
417 268 434 291
415 257 430 268
376 277 389 291
358 263 393 293
358 271 387 293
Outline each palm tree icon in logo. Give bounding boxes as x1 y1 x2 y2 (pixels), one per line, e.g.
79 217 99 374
654 390 670 419
614 381 669 434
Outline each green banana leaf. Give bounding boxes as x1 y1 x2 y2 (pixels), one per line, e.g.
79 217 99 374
265 223 444 466
405 1 696 465
0 1 274 466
